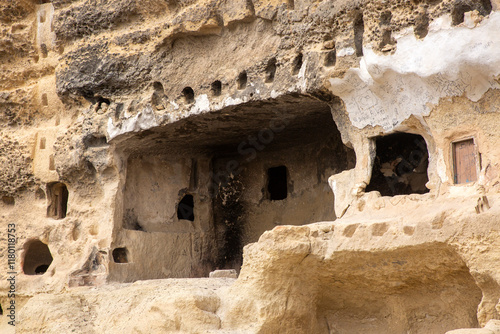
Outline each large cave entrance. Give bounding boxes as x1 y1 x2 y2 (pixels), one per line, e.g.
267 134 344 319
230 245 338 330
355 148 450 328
110 94 355 282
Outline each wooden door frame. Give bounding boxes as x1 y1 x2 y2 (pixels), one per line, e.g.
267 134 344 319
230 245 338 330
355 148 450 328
450 136 480 185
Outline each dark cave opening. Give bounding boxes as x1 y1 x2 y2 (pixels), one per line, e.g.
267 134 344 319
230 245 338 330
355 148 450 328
366 133 429 196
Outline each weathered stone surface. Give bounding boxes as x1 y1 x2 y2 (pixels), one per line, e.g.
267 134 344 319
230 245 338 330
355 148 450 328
1 0 500 333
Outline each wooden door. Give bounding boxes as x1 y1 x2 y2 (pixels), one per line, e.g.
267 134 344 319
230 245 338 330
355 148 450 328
453 139 477 184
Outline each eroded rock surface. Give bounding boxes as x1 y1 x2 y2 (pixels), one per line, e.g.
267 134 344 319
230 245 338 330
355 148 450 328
1 0 500 333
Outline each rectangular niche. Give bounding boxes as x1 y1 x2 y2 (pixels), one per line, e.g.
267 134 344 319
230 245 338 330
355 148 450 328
452 138 478 184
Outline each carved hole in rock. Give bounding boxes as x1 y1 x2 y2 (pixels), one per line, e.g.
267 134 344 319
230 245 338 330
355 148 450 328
379 11 394 50
452 4 472 25
265 58 277 83
315 245 482 333
237 71 247 89
182 87 195 103
177 194 195 221
292 53 303 75
40 43 48 58
153 81 164 92
380 11 392 25
22 239 53 275
114 94 356 281
152 81 168 110
112 248 129 263
287 0 294 10
211 80 222 96
414 12 429 39
41 93 48 106
39 137 46 149
83 134 108 148
2 196 15 205
267 166 288 200
366 133 429 196
46 182 68 219
324 50 336 67
49 154 55 170
354 11 365 57
0 304 2 315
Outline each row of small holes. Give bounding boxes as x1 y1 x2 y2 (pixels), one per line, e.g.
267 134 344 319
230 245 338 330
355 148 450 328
162 54 305 103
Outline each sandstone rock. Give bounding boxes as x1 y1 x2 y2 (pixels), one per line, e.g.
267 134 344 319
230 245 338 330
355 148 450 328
1 1 500 333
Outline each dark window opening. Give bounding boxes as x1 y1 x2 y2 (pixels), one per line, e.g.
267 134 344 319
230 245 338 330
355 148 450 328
211 80 222 96
23 239 53 275
177 194 195 221
182 87 195 103
453 139 478 184
0 304 3 315
324 50 336 67
237 72 247 90
354 12 365 57
292 53 303 75
265 58 277 83
366 133 429 196
112 248 129 263
47 182 69 219
267 166 288 200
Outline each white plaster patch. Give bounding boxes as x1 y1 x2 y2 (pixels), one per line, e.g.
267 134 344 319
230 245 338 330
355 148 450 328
297 59 308 91
329 12 500 131
224 96 243 107
107 106 158 140
189 94 210 115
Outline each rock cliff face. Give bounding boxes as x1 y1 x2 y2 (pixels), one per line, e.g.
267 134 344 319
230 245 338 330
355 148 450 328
1 0 500 333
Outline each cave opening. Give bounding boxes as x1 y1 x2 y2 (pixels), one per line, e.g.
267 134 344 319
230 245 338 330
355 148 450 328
23 239 53 275
366 133 429 196
113 94 355 281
